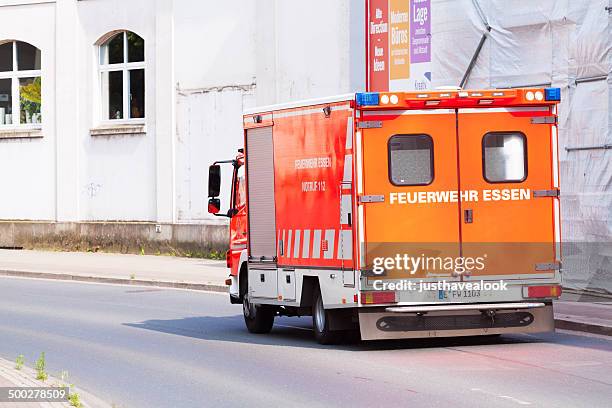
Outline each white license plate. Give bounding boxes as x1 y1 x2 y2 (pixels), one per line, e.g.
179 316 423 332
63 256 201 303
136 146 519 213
438 289 482 301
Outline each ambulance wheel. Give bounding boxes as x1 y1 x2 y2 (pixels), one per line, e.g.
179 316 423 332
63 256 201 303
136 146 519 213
243 292 275 334
312 288 339 345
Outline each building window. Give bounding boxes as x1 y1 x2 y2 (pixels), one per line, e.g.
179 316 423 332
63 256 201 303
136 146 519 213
99 31 145 121
483 132 527 183
0 41 42 127
388 134 434 186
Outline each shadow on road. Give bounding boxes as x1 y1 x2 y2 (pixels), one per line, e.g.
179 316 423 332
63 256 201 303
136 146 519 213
122 314 573 351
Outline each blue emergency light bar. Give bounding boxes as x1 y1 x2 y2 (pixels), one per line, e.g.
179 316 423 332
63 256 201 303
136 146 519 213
356 92 379 106
545 87 561 101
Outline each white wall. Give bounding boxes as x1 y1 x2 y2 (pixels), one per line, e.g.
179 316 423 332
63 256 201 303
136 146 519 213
75 0 162 221
255 0 365 106
174 0 257 223
0 3 56 220
174 0 256 90
176 89 254 223
0 0 366 224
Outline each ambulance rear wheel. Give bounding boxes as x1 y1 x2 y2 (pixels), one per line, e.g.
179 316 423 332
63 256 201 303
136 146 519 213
243 292 275 334
312 288 339 344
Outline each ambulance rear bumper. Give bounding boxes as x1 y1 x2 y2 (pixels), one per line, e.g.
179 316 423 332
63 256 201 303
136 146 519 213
358 302 554 341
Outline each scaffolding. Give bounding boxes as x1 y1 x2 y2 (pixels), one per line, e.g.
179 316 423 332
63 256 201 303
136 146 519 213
431 0 612 293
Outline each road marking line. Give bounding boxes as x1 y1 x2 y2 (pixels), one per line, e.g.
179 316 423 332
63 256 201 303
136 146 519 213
498 395 532 405
472 388 532 406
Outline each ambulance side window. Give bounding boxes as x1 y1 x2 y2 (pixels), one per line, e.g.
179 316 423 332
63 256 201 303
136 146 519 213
482 132 527 183
233 165 246 208
388 134 434 186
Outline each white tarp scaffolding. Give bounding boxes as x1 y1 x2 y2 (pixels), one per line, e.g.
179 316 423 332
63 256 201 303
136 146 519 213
429 0 612 293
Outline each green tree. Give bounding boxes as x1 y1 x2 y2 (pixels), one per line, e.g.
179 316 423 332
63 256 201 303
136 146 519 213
20 77 41 104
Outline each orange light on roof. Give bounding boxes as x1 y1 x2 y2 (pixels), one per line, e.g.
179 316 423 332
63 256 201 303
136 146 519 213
357 89 557 110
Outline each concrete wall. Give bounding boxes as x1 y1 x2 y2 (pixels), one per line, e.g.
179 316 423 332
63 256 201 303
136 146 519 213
0 221 228 254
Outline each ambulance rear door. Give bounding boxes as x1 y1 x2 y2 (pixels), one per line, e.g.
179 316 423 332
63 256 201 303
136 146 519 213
457 106 560 281
359 108 461 285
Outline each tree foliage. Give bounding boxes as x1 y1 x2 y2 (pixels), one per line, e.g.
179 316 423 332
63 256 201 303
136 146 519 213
20 77 41 105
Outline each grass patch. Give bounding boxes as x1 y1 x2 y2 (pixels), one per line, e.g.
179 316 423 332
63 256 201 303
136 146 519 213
15 354 24 370
68 391 83 407
35 352 47 381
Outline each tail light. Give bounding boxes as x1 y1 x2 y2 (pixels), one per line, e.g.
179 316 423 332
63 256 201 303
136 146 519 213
361 291 397 305
525 285 562 299
226 250 232 269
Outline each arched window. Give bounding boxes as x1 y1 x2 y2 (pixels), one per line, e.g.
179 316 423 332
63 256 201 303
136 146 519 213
0 41 42 127
99 31 145 121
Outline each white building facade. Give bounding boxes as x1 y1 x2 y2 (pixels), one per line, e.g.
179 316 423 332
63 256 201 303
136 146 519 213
0 0 365 253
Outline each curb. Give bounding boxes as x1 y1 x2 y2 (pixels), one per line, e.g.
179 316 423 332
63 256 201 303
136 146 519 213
0 269 229 293
0 356 111 408
562 288 612 300
555 318 612 337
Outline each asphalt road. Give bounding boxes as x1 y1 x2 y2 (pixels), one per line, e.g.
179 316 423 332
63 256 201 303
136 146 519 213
0 277 610 408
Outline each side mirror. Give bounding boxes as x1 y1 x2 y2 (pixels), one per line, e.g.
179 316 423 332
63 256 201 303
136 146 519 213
208 165 221 197
208 198 221 214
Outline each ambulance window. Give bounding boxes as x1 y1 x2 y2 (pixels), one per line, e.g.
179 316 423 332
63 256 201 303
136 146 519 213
483 132 527 183
388 135 434 186
234 165 246 208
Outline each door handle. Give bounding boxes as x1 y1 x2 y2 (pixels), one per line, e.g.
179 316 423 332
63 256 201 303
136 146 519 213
464 209 473 224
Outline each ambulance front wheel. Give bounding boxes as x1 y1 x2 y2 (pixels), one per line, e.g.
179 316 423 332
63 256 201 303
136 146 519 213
240 267 274 334
312 288 340 344
243 292 275 334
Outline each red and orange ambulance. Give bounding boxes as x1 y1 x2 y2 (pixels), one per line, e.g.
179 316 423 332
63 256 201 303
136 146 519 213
208 87 563 344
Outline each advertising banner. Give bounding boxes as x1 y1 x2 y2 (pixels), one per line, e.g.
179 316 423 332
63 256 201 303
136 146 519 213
368 0 390 92
367 0 431 91
389 0 410 81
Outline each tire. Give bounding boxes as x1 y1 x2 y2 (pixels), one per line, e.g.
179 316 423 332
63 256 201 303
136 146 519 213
242 288 275 334
312 287 339 344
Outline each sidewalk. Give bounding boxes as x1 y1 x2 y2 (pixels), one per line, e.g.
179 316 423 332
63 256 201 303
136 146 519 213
0 249 229 292
0 249 610 336
0 356 109 408
554 293 612 336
